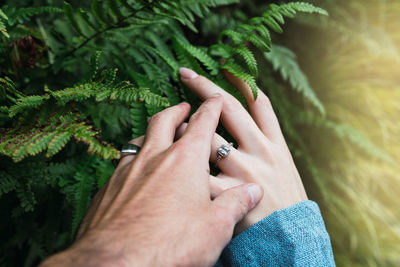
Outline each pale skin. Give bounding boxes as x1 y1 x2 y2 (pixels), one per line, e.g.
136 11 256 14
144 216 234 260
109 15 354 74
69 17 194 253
41 68 307 267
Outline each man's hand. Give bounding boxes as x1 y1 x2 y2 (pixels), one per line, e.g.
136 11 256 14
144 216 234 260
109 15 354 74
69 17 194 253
41 95 263 267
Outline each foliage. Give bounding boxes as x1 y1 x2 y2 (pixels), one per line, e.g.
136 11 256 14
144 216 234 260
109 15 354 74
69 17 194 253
265 45 325 114
0 0 390 266
289 0 400 265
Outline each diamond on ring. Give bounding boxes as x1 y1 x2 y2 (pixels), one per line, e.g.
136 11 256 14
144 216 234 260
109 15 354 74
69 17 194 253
215 142 233 167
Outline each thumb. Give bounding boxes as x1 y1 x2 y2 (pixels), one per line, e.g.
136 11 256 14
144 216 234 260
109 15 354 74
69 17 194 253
213 183 263 225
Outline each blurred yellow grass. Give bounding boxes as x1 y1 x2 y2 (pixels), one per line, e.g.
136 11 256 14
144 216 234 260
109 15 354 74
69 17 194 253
304 1 400 265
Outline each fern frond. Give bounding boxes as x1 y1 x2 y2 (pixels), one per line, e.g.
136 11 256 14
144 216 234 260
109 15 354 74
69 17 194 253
46 132 72 157
264 45 325 114
12 136 32 162
9 95 50 117
26 130 57 157
130 102 148 138
63 2 85 37
15 184 36 212
213 2 327 100
70 169 95 237
71 121 119 159
96 82 169 107
92 0 113 25
3 6 63 25
86 51 102 82
173 37 207 76
0 172 18 197
1 115 120 162
0 8 9 38
0 76 25 99
220 2 327 52
233 45 258 77
293 110 391 162
176 39 220 74
107 0 124 20
222 60 258 98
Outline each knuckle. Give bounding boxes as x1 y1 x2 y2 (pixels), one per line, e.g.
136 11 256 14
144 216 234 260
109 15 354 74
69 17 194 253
259 140 276 160
188 110 201 122
148 112 163 125
256 93 273 110
128 135 144 145
224 96 242 113
201 99 217 112
172 138 197 157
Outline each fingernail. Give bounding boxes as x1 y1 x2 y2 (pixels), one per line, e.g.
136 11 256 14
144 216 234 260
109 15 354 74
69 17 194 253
179 67 198 80
247 184 263 208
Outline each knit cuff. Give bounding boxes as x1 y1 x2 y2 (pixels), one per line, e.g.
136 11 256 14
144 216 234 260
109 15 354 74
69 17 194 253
216 200 335 267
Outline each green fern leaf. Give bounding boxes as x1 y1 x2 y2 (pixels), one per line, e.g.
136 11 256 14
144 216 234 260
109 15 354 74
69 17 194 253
15 184 36 212
219 29 244 44
27 131 58 157
4 6 63 25
0 8 9 38
12 140 30 162
63 2 85 37
178 41 220 74
222 60 258 99
91 0 111 25
282 2 328 16
173 38 206 76
107 0 124 19
234 45 258 77
130 101 148 138
0 172 18 197
116 0 136 13
46 132 72 157
261 16 283 33
88 51 102 81
264 45 325 114
70 169 95 237
9 95 50 117
77 8 97 31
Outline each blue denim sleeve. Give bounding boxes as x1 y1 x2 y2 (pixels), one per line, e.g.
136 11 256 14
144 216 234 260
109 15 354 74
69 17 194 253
214 200 335 267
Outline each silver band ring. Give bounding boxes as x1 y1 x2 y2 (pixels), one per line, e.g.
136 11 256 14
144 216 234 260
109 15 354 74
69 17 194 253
215 142 233 167
120 143 141 158
113 143 142 168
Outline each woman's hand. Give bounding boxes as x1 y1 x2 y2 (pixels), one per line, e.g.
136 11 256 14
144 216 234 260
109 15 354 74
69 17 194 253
41 95 263 267
180 68 308 234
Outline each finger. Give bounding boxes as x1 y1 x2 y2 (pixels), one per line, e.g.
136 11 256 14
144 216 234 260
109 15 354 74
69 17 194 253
176 122 243 176
180 67 266 150
223 70 285 144
209 175 244 199
213 183 263 225
143 102 191 155
179 94 223 160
